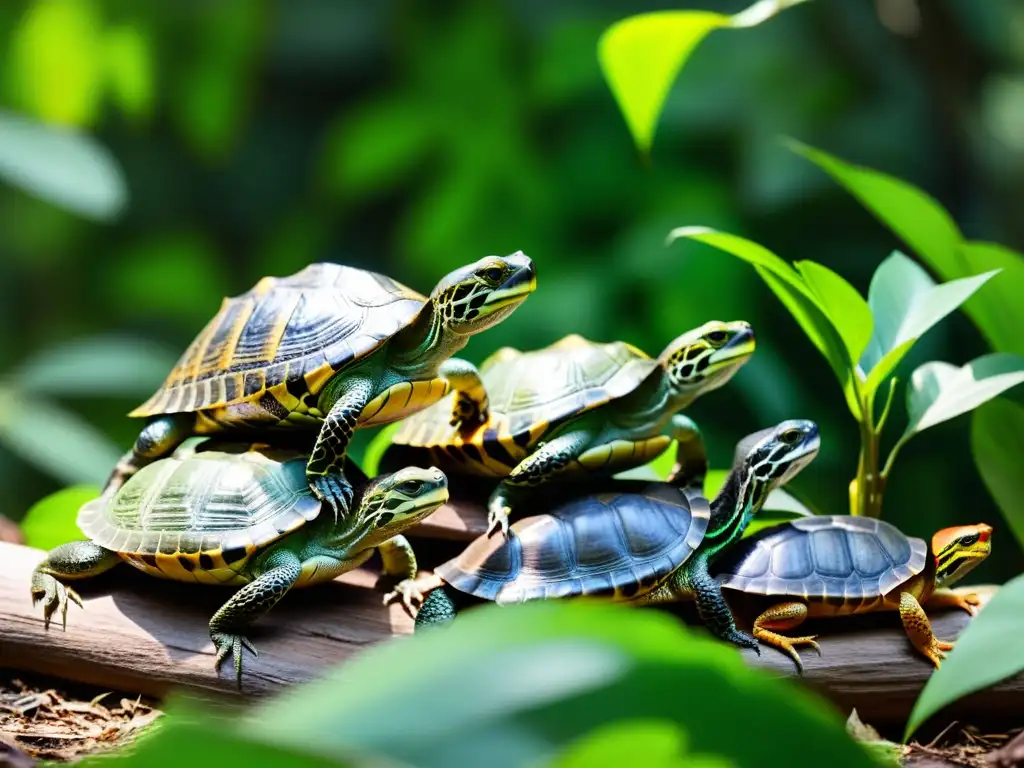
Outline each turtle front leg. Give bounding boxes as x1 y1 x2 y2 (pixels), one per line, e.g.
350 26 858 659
308 377 374 520
104 414 195 495
750 601 821 673
439 358 489 429
375 534 422 615
208 549 302 689
488 430 591 538
899 592 954 668
31 542 121 630
665 414 708 495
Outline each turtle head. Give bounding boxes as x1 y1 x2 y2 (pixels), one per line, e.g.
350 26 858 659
430 252 536 336
349 466 449 546
932 523 992 588
660 321 755 404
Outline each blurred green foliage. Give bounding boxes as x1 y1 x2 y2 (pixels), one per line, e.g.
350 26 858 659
1 0 1023 591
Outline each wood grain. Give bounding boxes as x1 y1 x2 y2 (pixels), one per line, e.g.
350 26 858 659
1 541 1021 729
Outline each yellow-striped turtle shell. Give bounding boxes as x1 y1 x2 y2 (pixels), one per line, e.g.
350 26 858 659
130 263 425 418
714 516 929 612
77 442 321 585
436 482 710 604
393 334 658 460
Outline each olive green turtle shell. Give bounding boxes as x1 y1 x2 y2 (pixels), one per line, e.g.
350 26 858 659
131 263 425 417
714 516 928 606
78 442 321 580
436 482 710 604
394 334 659 449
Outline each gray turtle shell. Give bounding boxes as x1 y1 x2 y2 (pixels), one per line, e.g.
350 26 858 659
714 515 928 602
436 482 711 604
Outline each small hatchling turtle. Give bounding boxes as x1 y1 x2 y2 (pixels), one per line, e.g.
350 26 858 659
31 441 449 686
712 516 992 671
391 321 756 536
414 419 819 653
106 254 536 519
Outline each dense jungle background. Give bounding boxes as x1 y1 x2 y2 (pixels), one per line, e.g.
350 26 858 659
0 0 1022 581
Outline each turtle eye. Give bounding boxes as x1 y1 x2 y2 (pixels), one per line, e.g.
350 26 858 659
481 266 505 283
707 330 728 345
398 480 424 495
959 533 979 547
780 428 802 444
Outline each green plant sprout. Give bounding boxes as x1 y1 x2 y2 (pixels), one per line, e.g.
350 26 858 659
668 231 1024 519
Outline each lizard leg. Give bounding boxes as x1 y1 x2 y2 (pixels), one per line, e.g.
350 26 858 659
439 357 489 428
414 585 463 631
487 430 591 538
104 413 194 495
899 591 953 668
925 587 984 617
31 542 121 630
208 549 302 689
751 601 820 673
376 534 422 615
308 377 374 521
665 414 707 495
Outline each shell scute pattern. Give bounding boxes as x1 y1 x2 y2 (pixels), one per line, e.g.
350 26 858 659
437 483 710 605
78 446 321 559
131 263 425 416
715 516 927 605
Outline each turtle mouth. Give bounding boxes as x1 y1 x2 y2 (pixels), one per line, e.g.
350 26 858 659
708 325 756 366
482 261 537 310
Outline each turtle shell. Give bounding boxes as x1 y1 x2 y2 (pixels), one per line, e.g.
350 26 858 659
394 334 659 451
714 516 928 606
78 442 321 584
131 263 425 417
436 482 710 604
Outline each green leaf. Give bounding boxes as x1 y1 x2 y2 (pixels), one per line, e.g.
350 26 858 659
668 226 805 288
247 601 875 768
597 11 729 154
0 391 122 485
786 139 963 278
20 485 98 550
860 251 998 389
971 399 1024 549
361 423 402 478
960 241 1024 357
549 720 734 768
796 260 873 365
0 111 127 221
903 355 1024 440
905 573 1024 740
103 24 154 123
13 335 178 397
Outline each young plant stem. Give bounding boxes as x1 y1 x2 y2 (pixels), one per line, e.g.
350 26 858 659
852 385 887 518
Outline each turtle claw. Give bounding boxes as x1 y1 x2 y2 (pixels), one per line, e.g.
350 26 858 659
31 573 82 631
310 474 353 522
486 506 511 539
381 578 424 616
212 631 258 689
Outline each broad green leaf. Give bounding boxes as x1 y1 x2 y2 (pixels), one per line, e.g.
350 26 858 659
668 226 805 288
786 139 963 278
598 12 728 154
960 241 1024 357
796 260 873 365
19 485 98 549
549 720 733 768
6 0 103 127
0 391 122 484
905 573 1024 740
598 1 812 154
103 25 154 122
861 251 998 380
0 111 127 221
971 399 1024 549
862 339 915 403
13 335 178 397
248 601 875 768
903 355 1024 440
361 423 402 477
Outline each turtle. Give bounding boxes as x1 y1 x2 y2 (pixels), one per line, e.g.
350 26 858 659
712 515 993 671
30 440 450 686
391 320 756 537
104 254 536 519
413 419 820 654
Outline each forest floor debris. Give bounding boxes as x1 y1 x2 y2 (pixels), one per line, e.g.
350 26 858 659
0 673 162 764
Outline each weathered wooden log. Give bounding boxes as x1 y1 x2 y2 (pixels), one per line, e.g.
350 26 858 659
1 542 1021 729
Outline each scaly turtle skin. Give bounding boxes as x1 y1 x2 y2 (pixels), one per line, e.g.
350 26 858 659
414 419 819 653
713 516 992 671
105 255 536 519
31 441 449 687
392 321 755 536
